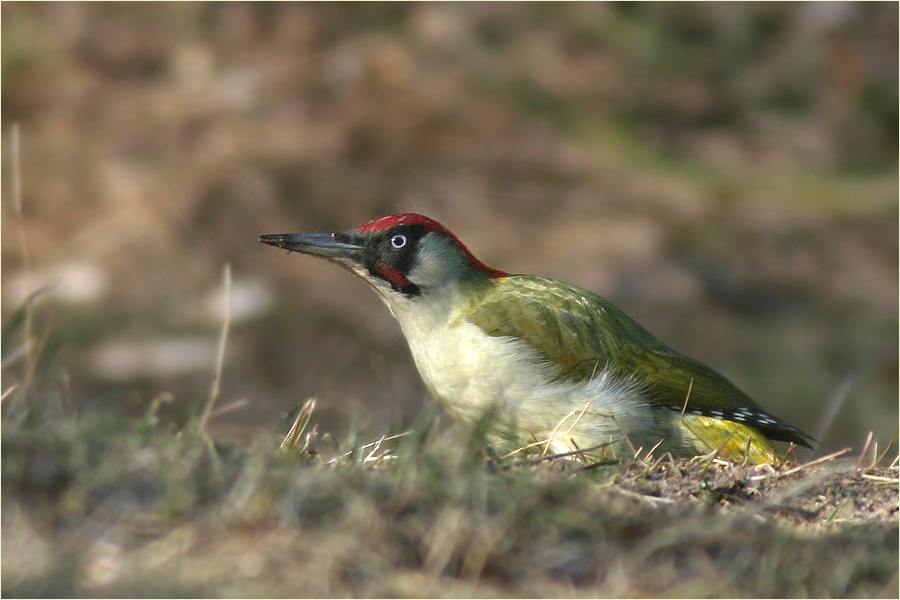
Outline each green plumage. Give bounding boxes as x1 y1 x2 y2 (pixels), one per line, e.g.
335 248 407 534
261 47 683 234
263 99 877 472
465 275 807 447
260 212 813 462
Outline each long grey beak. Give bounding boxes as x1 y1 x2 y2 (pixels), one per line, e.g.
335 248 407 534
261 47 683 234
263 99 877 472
258 233 362 261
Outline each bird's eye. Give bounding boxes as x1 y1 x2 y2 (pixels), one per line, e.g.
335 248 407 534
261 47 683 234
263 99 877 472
390 234 407 249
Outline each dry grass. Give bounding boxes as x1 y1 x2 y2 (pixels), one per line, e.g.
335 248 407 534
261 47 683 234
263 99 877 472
2 389 897 598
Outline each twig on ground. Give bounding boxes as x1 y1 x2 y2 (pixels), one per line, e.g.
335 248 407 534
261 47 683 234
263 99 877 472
209 397 249 419
749 447 851 481
198 263 232 432
0 385 20 404
860 473 900 484
855 431 874 470
869 431 897 471
281 398 317 451
8 123 38 412
528 440 620 464
824 497 850 525
329 431 414 465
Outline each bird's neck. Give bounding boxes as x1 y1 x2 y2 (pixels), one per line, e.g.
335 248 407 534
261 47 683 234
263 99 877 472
384 273 497 342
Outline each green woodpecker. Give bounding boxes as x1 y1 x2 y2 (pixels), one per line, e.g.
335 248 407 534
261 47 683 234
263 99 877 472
259 213 813 463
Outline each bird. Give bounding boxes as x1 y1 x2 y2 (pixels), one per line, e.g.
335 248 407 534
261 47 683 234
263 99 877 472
259 213 814 464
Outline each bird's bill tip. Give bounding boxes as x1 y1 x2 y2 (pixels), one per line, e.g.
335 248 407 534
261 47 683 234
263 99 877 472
257 233 280 246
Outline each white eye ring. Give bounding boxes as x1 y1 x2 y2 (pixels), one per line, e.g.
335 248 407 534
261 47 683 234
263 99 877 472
390 234 407 249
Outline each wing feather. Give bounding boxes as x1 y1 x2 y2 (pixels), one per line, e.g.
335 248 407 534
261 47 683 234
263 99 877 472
465 275 810 446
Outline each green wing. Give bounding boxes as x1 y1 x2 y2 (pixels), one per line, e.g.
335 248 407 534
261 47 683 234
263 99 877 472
465 275 768 418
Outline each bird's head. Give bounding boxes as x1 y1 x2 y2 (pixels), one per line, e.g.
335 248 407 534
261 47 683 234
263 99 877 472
259 213 507 299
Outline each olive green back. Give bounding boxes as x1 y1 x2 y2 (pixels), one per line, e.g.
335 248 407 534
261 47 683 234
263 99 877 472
465 275 769 417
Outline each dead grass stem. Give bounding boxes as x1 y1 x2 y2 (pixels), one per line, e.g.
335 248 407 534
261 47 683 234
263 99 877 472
198 263 231 433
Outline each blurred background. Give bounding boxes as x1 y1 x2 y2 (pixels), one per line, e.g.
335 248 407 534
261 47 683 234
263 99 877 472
2 3 897 454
